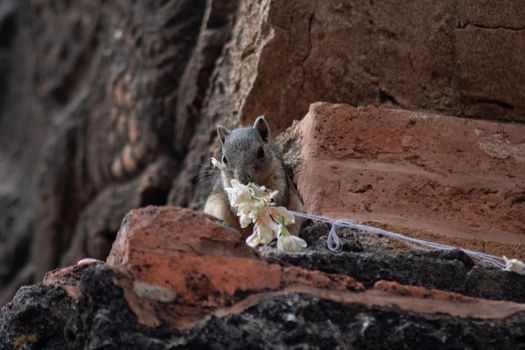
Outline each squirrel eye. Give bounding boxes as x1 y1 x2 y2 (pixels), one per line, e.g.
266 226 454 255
256 147 265 159
221 154 228 164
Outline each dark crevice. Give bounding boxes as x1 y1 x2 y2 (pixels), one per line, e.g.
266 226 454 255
206 0 232 29
49 21 100 105
512 195 525 206
140 187 170 207
172 1 238 158
93 229 117 260
471 98 514 111
456 21 525 32
353 184 373 194
378 89 399 106
300 10 315 65
0 10 16 48
455 112 525 125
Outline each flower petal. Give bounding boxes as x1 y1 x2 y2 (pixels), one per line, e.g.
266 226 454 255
269 190 279 200
277 235 307 252
211 157 226 172
246 231 261 248
239 213 252 228
257 223 275 245
270 206 295 225
503 256 525 274
224 179 299 249
258 213 278 232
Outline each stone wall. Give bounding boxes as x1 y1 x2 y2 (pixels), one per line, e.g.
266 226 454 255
1 0 524 304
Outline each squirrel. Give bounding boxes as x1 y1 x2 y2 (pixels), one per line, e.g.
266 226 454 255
204 116 304 237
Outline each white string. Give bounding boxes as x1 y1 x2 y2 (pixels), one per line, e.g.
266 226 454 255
327 220 344 252
288 210 506 269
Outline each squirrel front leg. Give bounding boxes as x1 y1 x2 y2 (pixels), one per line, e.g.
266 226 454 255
204 191 241 231
286 193 304 236
204 190 255 238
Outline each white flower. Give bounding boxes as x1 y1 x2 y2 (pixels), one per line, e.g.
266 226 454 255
217 166 305 251
224 180 252 208
224 180 259 228
246 231 261 248
224 180 273 228
238 211 253 229
269 190 279 201
269 206 295 226
211 157 226 172
256 214 278 244
277 234 307 252
244 208 278 247
503 256 525 274
276 224 287 238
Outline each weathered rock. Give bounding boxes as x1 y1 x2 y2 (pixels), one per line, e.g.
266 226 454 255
0 0 209 304
30 0 207 283
4 262 525 350
60 157 176 266
0 283 73 349
43 258 105 300
0 0 523 341
176 292 525 350
265 242 525 303
168 0 525 211
106 206 363 328
2 206 525 349
196 0 525 133
2 0 525 311
1 263 180 349
287 102 525 259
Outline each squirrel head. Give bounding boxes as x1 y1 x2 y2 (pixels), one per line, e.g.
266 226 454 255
216 116 275 185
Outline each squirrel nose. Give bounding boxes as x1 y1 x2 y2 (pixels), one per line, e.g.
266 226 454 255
237 172 253 185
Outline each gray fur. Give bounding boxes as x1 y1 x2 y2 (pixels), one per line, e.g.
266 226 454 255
221 126 273 185
206 117 304 235
216 125 231 146
253 116 270 142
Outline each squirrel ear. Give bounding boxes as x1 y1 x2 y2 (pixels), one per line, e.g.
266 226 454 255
216 125 230 145
253 116 270 143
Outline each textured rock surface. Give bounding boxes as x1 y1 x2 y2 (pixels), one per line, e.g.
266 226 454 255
168 0 525 210
286 102 525 259
105 206 363 328
193 0 525 132
1 206 525 349
0 0 210 305
1 0 525 308
265 223 525 303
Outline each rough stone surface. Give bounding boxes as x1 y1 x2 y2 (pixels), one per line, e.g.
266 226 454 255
1 0 525 346
168 0 525 211
0 0 211 305
2 206 525 349
264 223 525 303
1 0 525 310
0 284 73 349
106 206 363 328
288 102 525 259
196 0 525 132
3 263 525 350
